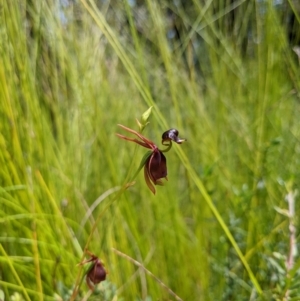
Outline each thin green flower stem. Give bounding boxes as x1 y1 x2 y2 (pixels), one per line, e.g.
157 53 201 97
160 142 172 153
69 171 135 299
69 180 131 299
69 136 147 300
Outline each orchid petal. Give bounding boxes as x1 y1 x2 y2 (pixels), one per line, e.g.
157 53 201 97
144 164 156 194
115 134 151 148
117 124 156 149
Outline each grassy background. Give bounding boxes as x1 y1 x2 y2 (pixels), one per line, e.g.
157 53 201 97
1 0 300 300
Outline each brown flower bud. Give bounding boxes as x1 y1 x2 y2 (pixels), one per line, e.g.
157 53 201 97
86 259 107 288
79 251 107 291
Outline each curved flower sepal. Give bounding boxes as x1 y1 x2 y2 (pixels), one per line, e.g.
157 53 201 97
144 150 167 194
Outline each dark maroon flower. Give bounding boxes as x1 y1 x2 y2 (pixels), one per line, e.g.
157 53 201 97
79 251 107 291
144 149 167 194
116 124 168 194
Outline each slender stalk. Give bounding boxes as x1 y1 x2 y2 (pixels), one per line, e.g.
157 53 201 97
69 125 148 300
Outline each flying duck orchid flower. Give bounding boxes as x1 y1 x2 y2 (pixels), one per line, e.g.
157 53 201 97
116 125 186 194
116 124 167 194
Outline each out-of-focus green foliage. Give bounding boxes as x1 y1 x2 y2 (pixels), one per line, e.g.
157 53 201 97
1 0 300 300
